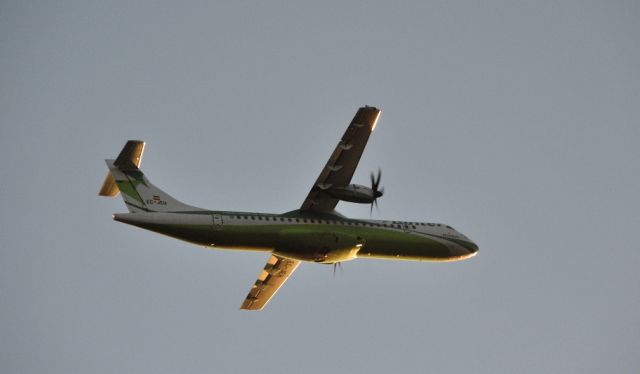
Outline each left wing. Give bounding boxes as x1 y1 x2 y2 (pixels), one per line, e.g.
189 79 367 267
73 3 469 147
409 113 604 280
300 106 381 212
240 254 301 310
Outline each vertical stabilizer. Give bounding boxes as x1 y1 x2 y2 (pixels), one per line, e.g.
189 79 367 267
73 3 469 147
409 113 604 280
99 140 145 197
99 140 202 213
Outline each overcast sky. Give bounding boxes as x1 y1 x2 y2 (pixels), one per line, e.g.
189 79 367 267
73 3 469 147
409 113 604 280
1 1 639 373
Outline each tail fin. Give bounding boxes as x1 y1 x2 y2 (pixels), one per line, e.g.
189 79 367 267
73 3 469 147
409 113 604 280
99 140 201 213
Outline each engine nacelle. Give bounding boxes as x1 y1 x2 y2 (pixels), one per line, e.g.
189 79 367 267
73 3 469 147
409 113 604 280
323 184 377 204
274 228 365 263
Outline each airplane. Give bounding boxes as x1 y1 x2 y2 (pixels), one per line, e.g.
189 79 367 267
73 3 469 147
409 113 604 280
99 106 478 310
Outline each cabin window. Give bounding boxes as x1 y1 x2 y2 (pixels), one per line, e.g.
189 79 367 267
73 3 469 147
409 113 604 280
287 218 292 222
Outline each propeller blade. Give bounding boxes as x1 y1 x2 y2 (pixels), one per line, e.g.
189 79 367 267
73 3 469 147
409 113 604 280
333 262 343 276
369 168 384 215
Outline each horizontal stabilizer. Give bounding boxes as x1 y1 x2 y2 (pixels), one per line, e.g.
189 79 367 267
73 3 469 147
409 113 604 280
98 172 119 197
114 140 145 170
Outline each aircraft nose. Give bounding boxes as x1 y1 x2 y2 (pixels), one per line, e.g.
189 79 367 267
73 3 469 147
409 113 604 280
467 241 479 254
448 240 478 260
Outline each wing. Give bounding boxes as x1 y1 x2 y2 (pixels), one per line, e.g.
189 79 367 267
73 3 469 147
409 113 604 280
240 254 301 310
300 106 382 212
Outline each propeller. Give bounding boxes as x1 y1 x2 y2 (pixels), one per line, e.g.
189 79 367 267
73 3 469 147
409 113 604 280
333 262 343 276
370 168 384 215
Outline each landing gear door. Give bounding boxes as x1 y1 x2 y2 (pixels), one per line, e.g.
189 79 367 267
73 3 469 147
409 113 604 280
212 214 223 230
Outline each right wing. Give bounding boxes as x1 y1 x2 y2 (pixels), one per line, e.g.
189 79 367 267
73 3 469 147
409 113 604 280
300 106 381 212
240 254 301 310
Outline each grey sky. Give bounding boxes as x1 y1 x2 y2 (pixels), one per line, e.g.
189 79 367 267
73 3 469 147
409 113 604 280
1 1 639 373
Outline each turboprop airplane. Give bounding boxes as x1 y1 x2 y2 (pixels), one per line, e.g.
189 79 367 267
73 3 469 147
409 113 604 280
99 106 478 310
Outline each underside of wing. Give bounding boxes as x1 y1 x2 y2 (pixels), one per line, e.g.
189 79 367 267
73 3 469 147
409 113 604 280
240 254 301 311
300 106 381 212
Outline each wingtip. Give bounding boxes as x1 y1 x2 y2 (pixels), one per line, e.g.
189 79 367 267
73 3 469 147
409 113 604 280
371 109 382 131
